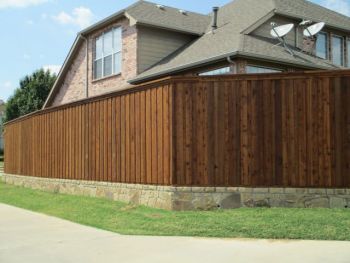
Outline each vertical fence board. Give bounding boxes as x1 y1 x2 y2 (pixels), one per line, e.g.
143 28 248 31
3 73 350 188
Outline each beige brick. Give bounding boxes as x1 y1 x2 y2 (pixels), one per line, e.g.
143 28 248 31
52 18 138 106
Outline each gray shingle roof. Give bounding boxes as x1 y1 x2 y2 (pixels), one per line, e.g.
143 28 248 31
126 1 211 35
80 0 211 36
130 0 347 83
274 0 350 31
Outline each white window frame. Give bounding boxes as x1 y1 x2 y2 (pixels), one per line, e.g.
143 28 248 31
332 34 345 67
246 65 282 74
316 32 328 60
94 27 122 80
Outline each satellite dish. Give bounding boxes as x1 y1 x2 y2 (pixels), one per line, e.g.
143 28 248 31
303 22 325 37
270 23 294 38
270 23 295 56
299 20 312 26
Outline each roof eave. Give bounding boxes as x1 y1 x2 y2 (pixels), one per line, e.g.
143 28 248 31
129 51 240 84
43 35 84 108
129 51 335 84
79 10 126 36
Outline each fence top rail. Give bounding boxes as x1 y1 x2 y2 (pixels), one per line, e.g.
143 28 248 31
4 69 350 126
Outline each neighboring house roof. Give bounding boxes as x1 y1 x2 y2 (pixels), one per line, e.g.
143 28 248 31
130 0 345 83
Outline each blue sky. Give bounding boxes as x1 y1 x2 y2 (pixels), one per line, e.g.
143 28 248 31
0 0 349 101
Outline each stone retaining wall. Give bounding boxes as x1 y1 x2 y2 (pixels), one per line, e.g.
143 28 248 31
1 173 350 210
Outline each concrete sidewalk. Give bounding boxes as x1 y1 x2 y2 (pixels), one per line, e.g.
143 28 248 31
0 204 349 263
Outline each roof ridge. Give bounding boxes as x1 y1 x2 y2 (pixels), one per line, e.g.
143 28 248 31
302 0 350 20
135 0 209 17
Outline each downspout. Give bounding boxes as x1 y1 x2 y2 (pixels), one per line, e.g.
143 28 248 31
80 35 89 98
227 56 237 74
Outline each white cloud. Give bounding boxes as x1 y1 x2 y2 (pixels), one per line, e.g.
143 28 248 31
52 7 94 29
318 0 350 16
2 81 12 89
0 0 48 9
23 54 31 60
43 65 61 75
41 13 48 19
26 19 34 25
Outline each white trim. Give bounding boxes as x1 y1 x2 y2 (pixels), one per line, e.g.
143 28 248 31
94 27 122 80
316 31 328 60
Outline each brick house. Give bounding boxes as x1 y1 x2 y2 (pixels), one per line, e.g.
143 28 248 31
0 100 5 152
43 0 350 107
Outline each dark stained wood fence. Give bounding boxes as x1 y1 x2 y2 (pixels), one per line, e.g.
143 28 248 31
4 83 173 185
4 70 350 187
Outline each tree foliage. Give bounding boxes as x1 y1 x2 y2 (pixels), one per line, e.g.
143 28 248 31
4 69 56 122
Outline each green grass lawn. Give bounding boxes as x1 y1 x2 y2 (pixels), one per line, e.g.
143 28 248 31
0 181 349 241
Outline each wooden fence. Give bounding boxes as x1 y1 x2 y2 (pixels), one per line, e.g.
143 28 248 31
4 70 350 187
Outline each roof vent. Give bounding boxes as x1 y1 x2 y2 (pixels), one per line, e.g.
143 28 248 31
156 4 165 10
179 9 187 15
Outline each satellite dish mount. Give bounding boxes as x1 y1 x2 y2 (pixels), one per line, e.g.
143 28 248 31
270 22 295 56
300 21 326 54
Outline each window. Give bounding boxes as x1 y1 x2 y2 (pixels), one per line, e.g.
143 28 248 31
94 27 122 79
199 67 231 76
347 39 350 68
316 32 328 59
332 35 344 66
246 65 282 74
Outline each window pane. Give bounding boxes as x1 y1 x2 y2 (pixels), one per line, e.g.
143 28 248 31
104 55 113 76
103 31 113 56
199 67 230 76
348 40 350 68
246 66 281 74
114 27 122 52
114 52 122 74
95 37 103 59
332 36 344 66
94 59 102 79
316 33 327 59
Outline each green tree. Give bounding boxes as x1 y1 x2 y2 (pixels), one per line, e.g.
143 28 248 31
4 69 56 122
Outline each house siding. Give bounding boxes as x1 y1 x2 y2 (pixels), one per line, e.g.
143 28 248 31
253 14 350 57
52 18 137 106
137 26 195 73
252 15 298 47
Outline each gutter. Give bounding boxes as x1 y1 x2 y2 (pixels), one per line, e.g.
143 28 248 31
129 51 332 84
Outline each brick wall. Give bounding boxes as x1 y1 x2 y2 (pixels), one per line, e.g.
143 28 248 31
52 18 137 106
